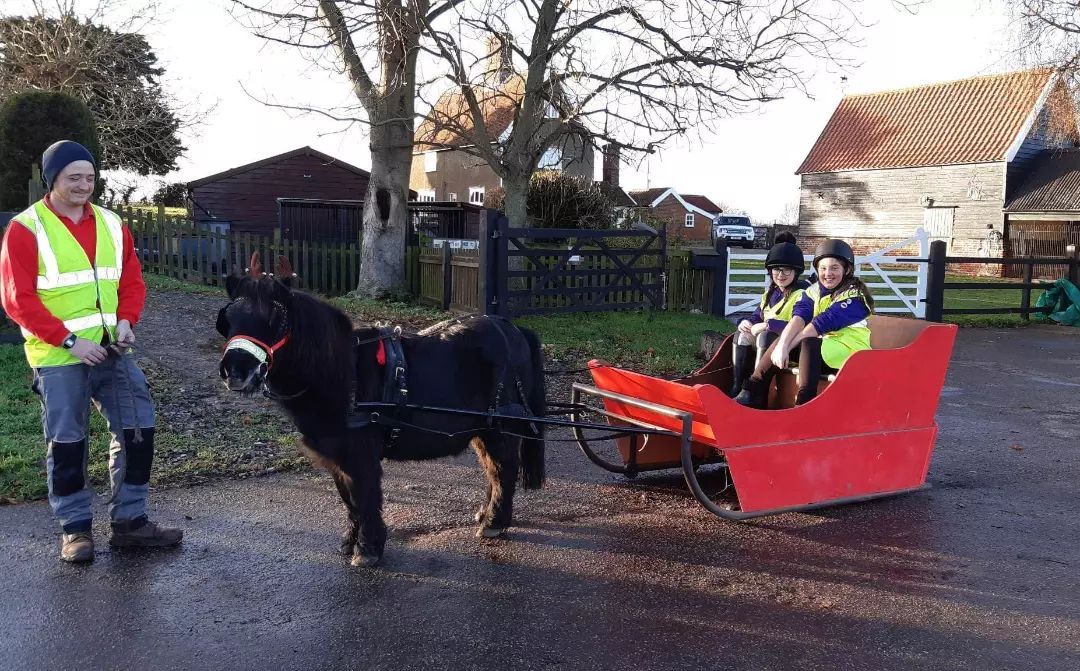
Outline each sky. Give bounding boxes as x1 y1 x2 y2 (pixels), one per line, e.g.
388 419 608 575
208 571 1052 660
13 0 1024 222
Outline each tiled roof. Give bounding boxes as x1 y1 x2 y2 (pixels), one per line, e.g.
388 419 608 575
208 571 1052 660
627 188 669 206
187 146 369 187
596 181 637 207
797 69 1056 174
414 75 525 150
1006 149 1080 212
682 194 722 215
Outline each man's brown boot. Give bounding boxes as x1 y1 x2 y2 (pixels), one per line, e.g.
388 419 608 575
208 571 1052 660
109 520 183 548
60 532 94 563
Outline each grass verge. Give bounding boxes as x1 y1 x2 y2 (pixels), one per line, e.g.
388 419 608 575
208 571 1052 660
0 345 305 504
517 309 734 377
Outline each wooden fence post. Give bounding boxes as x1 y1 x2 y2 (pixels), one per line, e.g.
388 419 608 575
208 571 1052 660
28 164 45 204
925 240 947 323
1068 244 1079 287
491 212 509 316
689 241 728 318
1020 261 1034 321
441 243 452 310
477 209 493 314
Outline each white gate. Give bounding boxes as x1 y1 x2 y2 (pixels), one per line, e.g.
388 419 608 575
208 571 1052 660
723 228 930 318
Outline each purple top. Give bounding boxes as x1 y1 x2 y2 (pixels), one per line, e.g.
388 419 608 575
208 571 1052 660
748 281 809 333
793 283 870 334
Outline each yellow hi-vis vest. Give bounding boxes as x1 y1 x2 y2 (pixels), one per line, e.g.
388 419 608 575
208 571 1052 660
805 282 872 369
12 200 123 367
759 286 806 324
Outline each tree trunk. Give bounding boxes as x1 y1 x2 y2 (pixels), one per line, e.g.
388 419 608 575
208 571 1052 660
356 115 413 297
502 171 530 229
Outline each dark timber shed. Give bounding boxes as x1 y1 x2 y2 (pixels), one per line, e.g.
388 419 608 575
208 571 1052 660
186 146 371 236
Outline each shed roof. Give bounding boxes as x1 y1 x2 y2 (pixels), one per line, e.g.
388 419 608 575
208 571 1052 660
187 146 370 187
1006 148 1080 212
797 69 1057 174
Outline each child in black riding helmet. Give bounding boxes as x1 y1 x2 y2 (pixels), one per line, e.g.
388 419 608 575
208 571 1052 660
767 238 875 406
731 232 809 401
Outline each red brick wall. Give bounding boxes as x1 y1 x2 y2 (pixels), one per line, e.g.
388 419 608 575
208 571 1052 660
648 197 710 242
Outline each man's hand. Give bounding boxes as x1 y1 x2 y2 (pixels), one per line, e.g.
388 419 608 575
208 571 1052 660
750 322 769 337
737 320 753 335
70 337 108 366
115 319 136 350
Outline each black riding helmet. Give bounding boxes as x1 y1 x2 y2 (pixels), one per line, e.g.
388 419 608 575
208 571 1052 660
812 238 856 270
765 241 805 275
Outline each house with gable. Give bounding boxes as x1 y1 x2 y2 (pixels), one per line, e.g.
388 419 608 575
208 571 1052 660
410 42 593 205
796 68 1079 274
628 187 723 243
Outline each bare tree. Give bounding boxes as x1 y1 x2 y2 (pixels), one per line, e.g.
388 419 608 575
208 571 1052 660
231 0 463 297
0 0 202 176
1009 1 1080 142
415 0 866 227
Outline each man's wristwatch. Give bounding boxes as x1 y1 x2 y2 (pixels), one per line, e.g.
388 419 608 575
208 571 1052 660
61 334 77 349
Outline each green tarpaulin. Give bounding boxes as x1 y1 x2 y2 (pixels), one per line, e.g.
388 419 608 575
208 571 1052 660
1035 278 1080 327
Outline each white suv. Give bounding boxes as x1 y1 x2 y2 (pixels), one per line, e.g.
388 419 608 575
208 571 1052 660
711 215 755 248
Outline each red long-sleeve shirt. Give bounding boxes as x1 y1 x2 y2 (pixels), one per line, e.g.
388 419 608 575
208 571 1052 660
0 195 146 347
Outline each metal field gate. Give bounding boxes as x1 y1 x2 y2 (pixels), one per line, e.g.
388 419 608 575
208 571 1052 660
486 216 668 317
723 228 931 318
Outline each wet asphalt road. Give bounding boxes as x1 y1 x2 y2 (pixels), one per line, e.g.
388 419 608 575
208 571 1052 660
2 325 1079 671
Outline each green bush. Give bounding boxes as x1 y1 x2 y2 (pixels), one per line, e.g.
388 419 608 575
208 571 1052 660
152 181 188 207
0 90 100 210
486 171 617 229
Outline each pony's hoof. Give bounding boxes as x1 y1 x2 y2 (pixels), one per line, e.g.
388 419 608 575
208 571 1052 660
476 526 507 539
351 552 382 568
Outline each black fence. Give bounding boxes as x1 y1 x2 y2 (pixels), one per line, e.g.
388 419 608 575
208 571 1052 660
924 240 1080 321
483 213 668 317
278 198 363 244
411 201 483 242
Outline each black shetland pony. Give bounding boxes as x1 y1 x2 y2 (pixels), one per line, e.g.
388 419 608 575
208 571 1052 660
216 255 545 567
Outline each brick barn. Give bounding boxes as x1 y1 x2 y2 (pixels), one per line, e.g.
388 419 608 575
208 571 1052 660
796 68 1078 275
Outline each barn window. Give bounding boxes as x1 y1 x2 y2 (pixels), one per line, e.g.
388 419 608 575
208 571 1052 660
684 213 695 227
469 187 485 204
448 192 458 202
424 151 438 172
418 189 436 202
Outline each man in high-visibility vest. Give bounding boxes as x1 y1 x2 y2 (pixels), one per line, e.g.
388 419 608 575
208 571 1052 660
0 140 182 562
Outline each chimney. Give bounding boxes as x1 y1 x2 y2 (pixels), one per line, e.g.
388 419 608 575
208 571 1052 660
485 34 513 84
602 143 621 187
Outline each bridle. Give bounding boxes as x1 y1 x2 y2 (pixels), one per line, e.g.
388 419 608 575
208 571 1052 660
220 297 291 377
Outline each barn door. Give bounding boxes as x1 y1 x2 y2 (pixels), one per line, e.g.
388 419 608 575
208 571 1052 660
923 207 955 250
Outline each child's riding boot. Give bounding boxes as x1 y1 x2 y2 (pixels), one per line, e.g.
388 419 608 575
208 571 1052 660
735 377 769 409
729 343 754 397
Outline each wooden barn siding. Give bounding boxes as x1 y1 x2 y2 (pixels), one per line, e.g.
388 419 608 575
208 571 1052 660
650 196 711 242
192 154 369 234
799 162 1009 274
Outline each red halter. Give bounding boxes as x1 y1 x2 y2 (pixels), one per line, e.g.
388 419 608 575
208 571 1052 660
223 333 291 372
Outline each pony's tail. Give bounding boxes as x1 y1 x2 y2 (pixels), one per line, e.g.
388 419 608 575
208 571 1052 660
519 326 546 490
